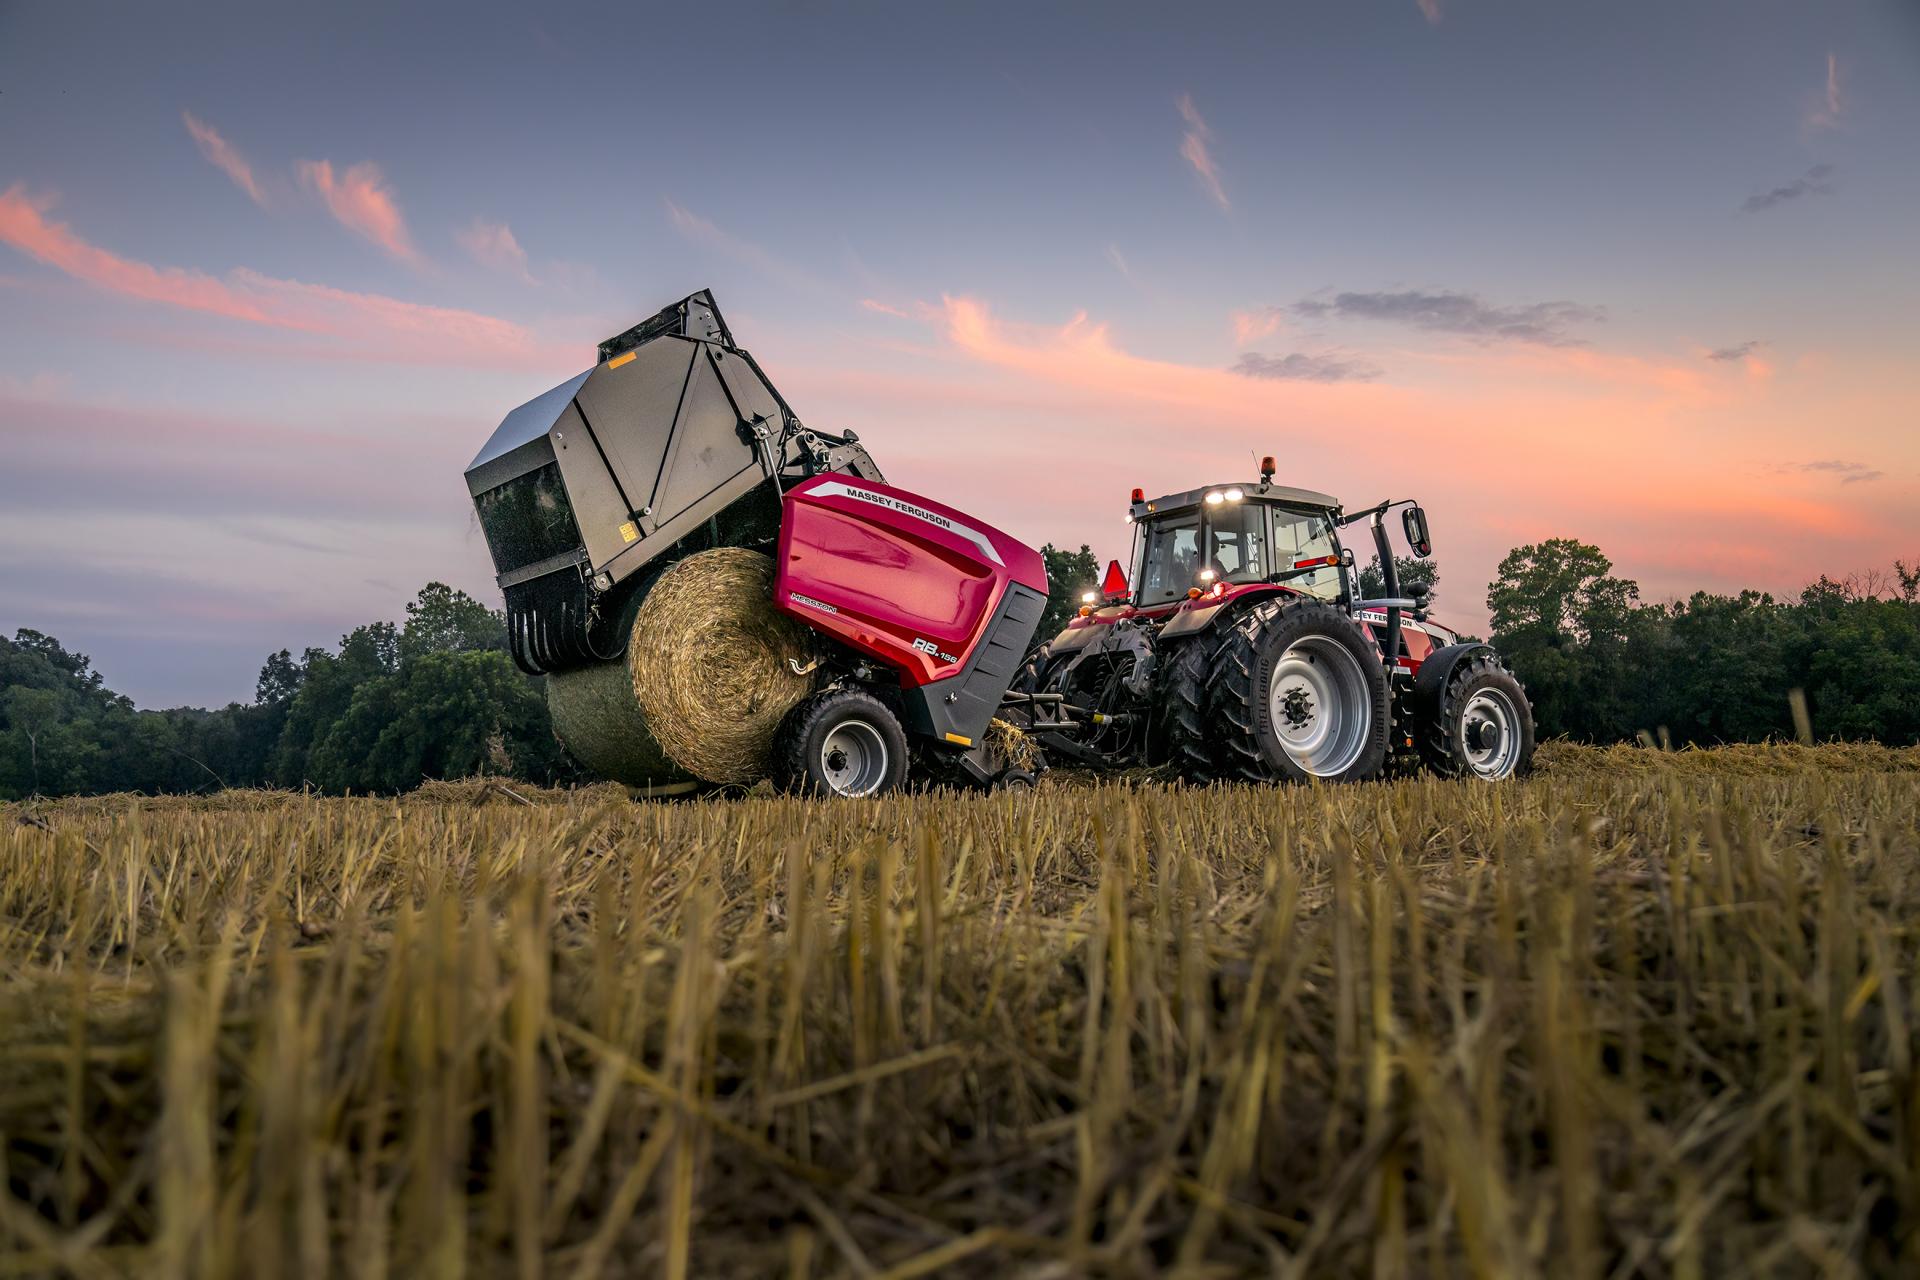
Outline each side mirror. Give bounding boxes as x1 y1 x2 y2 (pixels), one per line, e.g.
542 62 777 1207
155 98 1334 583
1402 505 1432 558
1100 559 1130 602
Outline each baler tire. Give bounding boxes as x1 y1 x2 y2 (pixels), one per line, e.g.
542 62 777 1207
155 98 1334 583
1205 599 1390 785
773 688 909 798
1154 639 1216 783
1416 654 1535 780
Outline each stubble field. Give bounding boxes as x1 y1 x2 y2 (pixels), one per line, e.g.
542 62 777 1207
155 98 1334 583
3 743 1918 1278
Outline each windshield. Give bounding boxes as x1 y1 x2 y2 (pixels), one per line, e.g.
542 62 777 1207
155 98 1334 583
1270 507 1342 601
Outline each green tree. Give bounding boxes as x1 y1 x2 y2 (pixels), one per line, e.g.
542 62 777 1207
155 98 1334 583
1486 539 1650 739
1036 543 1103 641
1659 591 1793 743
400 582 506 658
1357 555 1439 602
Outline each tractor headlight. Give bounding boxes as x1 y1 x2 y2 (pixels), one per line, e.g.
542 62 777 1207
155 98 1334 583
1224 487 1244 501
1204 491 1224 505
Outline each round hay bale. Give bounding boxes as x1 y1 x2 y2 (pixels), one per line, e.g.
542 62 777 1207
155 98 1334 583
627 547 818 783
547 656 690 788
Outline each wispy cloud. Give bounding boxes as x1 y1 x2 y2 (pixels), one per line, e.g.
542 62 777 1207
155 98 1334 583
1231 307 1284 345
1805 53 1843 131
181 111 267 207
1704 339 1772 379
1294 289 1603 345
297 159 418 263
665 198 832 295
1105 243 1134 282
1176 94 1230 212
1741 164 1835 214
456 218 534 283
859 298 908 318
1782 459 1883 485
0 186 544 363
1231 350 1379 383
1415 0 1443 25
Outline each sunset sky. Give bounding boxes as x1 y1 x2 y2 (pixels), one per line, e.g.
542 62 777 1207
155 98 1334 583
2 1 1916 707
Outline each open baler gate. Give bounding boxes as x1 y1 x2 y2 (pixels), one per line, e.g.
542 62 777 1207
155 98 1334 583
463 290 882 675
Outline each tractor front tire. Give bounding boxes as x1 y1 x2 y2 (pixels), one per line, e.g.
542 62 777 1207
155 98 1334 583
1206 599 1390 784
773 688 909 798
1417 654 1535 780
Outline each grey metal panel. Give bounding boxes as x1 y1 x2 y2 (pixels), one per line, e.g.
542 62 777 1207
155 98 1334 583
465 434 556 498
712 346 781 427
548 402 639 573
602 466 770 581
573 338 697 521
650 351 760 519
467 368 592 473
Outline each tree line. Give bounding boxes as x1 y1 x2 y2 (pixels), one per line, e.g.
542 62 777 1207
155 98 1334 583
3 540 1917 799
1 584 572 800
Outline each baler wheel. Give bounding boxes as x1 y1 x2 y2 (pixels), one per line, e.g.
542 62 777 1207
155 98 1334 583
773 688 909 798
1206 599 1390 784
1417 654 1535 780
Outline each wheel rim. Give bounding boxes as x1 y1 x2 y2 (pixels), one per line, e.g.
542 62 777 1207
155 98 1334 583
1461 688 1521 779
819 719 890 796
1266 635 1372 777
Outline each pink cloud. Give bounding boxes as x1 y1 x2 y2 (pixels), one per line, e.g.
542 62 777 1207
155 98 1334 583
0 186 550 365
1415 0 1443 25
181 111 267 206
911 295 1906 633
1805 53 1843 131
1175 95 1230 212
1232 307 1283 345
456 218 535 283
859 298 909 318
297 159 418 263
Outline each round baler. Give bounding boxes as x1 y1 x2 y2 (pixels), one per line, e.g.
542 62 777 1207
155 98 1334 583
463 291 1049 795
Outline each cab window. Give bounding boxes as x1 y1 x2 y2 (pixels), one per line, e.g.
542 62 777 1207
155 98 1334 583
1271 507 1342 601
1138 514 1201 605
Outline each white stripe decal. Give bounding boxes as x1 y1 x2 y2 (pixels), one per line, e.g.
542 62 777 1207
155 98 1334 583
808 479 1005 566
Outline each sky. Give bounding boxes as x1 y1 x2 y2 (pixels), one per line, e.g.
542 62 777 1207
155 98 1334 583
1 1 1916 708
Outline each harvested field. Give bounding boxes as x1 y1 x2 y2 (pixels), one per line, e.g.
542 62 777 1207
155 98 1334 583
2 745 1917 1277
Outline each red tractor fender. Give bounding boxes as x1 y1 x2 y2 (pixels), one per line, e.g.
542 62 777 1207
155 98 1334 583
1156 583 1305 640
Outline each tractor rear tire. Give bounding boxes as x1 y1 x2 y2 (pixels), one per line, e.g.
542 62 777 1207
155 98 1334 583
773 688 909 798
1417 654 1535 780
1206 599 1390 784
1154 638 1216 783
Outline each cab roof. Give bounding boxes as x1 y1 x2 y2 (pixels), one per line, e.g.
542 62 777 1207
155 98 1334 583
1136 480 1341 517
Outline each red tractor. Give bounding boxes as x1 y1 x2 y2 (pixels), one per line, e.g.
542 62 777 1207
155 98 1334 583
1005 463 1535 784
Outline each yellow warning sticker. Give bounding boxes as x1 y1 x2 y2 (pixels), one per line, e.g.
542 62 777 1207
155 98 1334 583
608 350 637 370
944 732 972 746
618 521 639 543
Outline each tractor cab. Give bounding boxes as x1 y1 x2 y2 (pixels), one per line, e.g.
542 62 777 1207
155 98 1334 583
1067 459 1351 631
1122 472 1348 613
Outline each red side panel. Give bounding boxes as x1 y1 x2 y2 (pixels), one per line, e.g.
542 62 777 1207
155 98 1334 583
774 476 1048 688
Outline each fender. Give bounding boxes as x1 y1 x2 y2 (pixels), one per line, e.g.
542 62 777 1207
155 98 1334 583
1411 642 1497 707
1157 583 1303 640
